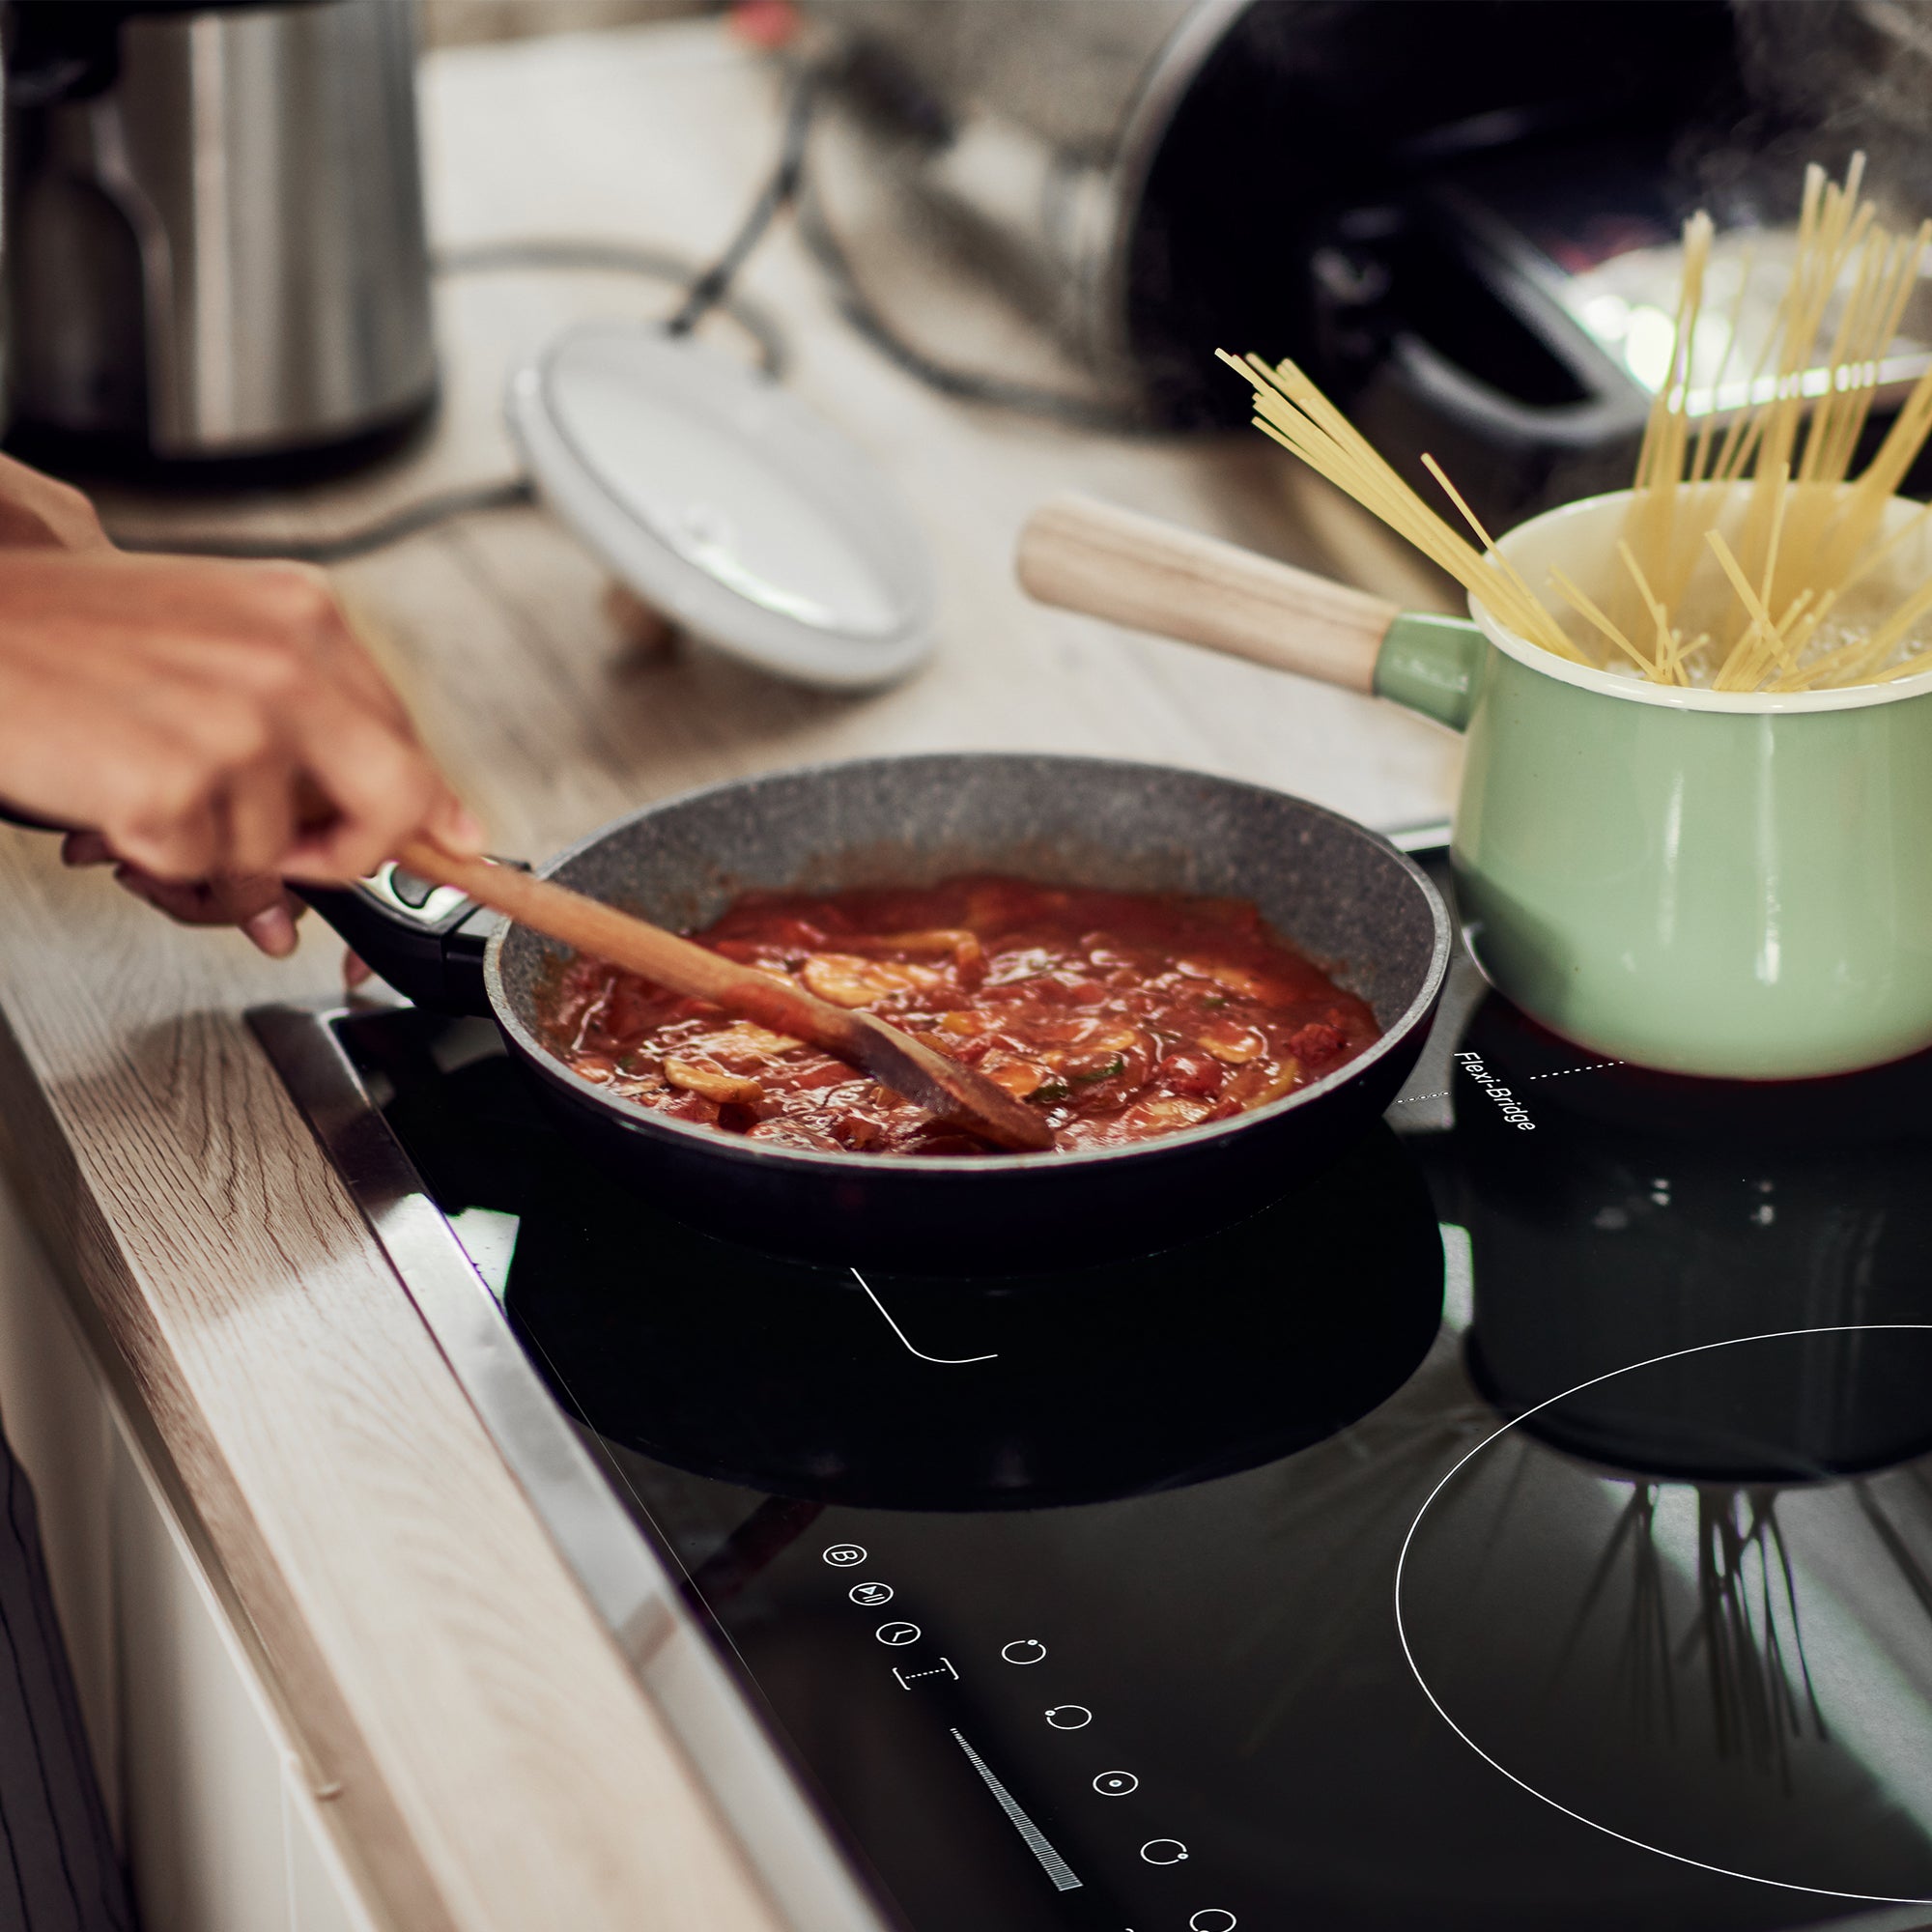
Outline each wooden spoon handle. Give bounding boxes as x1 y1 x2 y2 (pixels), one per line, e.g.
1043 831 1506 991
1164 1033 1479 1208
394 840 1055 1153
1016 493 1396 694
398 840 848 1038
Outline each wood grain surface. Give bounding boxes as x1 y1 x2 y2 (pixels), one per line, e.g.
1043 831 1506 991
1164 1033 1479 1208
1016 493 1399 693
1 21 1464 1932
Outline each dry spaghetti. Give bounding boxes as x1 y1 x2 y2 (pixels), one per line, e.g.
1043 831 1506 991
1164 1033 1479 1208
1223 157 1932 694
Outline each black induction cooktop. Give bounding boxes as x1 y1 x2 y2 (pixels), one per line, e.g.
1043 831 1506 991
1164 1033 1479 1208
251 878 1932 1932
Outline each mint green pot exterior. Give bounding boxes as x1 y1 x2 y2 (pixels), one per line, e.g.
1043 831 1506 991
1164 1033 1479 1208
1449 650 1932 1078
1370 494 1932 1080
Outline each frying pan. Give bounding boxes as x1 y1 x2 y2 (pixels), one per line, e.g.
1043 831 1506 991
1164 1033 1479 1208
12 754 1450 1269
308 754 1450 1269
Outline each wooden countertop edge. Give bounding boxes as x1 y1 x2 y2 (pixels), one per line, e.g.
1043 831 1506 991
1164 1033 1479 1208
0 1024 456 1932
0 842 792 1932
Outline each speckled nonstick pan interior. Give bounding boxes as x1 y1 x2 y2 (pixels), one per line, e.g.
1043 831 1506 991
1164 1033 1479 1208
486 753 1451 1270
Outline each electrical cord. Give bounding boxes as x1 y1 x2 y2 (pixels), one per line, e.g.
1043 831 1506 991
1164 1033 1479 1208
793 189 1155 436
114 477 536 565
435 237 788 379
666 62 818 341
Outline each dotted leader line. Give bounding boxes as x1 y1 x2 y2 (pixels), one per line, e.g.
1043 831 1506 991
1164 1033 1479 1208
1390 1058 1622 1108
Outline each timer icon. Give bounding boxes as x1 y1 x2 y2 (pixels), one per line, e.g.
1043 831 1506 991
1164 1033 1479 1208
1001 1638 1047 1665
1044 1705 1093 1729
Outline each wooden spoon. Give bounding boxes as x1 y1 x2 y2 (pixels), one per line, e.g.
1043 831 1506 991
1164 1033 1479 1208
396 840 1056 1154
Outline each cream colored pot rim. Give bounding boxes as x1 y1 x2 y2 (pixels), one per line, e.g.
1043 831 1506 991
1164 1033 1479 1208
1472 489 1932 715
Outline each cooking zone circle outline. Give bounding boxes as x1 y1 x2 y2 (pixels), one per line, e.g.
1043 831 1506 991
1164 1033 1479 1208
1394 1322 1932 1905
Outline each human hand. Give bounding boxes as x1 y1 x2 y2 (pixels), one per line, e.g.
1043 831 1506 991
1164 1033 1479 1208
58 831 308 957
0 452 114 554
0 548 480 891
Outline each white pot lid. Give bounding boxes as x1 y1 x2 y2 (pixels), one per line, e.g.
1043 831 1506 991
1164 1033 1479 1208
506 323 936 690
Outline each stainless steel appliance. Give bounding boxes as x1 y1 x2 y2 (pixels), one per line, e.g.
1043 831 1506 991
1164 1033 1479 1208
3 0 437 473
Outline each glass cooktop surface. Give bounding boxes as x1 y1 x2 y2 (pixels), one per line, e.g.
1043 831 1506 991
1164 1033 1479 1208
257 889 1932 1932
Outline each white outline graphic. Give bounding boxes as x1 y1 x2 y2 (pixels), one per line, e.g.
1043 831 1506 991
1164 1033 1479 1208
850 1267 998 1363
893 1659 957 1688
950 1729 1083 1889
1395 1321 1932 1905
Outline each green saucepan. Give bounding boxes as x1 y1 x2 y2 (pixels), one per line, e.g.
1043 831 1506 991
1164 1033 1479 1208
1018 489 1932 1080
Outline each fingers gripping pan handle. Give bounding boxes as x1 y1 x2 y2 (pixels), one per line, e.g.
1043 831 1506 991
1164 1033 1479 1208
0 801 504 1015
1015 494 1397 694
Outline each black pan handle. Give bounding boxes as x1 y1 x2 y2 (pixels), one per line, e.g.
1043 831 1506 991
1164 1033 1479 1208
0 799 505 1016
294 870 505 1017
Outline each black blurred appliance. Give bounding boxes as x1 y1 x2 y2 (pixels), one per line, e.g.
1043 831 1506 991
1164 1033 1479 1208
806 1 1919 517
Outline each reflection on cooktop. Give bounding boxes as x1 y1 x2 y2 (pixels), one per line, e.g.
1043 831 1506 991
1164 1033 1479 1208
1399 1328 1932 1906
502 1123 1443 1511
1414 991 1932 1469
340 1007 1445 1510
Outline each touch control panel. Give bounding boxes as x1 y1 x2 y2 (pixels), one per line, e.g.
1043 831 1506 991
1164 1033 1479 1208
823 1540 1241 1930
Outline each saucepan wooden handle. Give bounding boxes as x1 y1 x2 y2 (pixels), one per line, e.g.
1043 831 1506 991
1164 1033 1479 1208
1015 493 1397 695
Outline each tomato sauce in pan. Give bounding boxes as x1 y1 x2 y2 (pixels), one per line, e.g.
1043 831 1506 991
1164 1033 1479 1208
538 875 1381 1154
